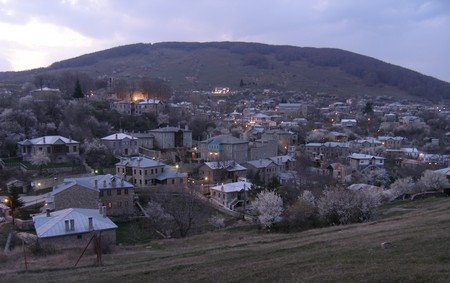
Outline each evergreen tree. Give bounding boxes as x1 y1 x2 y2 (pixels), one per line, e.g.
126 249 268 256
73 79 84 98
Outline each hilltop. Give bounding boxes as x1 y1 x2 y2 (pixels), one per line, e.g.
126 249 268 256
1 42 450 103
1 197 449 282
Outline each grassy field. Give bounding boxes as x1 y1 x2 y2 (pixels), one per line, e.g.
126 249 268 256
1 197 449 282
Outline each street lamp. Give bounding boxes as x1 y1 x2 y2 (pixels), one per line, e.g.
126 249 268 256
4 197 14 225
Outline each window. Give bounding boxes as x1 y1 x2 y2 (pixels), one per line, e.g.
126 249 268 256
151 169 154 174
134 169 136 175
124 189 128 195
77 234 82 239
117 189 121 195
107 190 111 196
73 146 77 152
139 179 142 185
118 201 122 207
145 170 147 175
172 179 175 184
99 191 104 197
117 168 120 173
139 170 142 175
155 168 158 174
47 147 51 153
125 201 129 206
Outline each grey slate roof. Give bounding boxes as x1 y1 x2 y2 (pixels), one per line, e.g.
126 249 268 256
18 135 79 145
33 208 117 238
115 156 166 168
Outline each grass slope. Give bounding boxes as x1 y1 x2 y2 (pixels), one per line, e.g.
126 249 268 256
2 198 450 282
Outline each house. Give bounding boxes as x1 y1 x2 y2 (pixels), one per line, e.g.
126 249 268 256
340 119 357 127
17 135 80 163
378 136 405 149
329 131 349 142
48 174 135 217
110 100 135 115
116 156 166 187
155 170 188 188
198 160 247 184
348 153 385 172
261 129 297 153
327 163 352 183
350 138 382 154
135 98 164 115
248 139 278 160
149 125 192 149
245 159 278 185
209 181 252 211
33 208 117 250
199 135 249 163
304 142 351 162
101 132 153 157
269 155 296 171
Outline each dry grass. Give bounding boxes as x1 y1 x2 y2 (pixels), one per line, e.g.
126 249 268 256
1 198 450 283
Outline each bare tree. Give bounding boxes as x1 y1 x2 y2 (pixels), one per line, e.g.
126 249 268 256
146 190 199 238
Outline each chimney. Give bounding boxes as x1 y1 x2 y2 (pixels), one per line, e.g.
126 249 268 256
103 180 107 187
88 217 93 230
185 124 188 131
115 133 118 140
70 219 75 231
43 136 46 144
46 209 51 217
121 178 124 186
64 219 70 231
94 179 98 188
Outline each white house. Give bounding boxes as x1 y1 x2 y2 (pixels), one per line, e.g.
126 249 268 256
209 181 252 211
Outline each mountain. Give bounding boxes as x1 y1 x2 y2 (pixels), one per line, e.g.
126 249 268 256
1 42 450 103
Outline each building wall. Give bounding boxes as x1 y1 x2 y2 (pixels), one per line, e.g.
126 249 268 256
99 187 135 216
38 229 116 250
54 185 99 211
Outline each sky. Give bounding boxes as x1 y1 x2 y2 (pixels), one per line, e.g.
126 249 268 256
0 0 449 82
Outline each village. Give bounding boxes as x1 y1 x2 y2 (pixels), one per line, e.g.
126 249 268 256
1 82 450 254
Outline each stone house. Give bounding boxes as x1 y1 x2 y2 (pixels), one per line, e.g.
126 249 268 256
149 126 192 149
199 135 249 163
110 100 135 115
33 208 117 250
378 136 405 149
245 159 279 185
209 181 252 211
101 132 153 156
135 98 164 115
198 160 247 184
116 156 166 187
348 153 385 172
48 174 134 217
248 139 278 160
261 129 297 153
304 142 351 162
17 135 80 163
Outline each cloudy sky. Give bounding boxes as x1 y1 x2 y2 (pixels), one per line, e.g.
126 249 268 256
1 0 449 82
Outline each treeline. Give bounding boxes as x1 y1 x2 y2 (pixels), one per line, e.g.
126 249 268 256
4 42 450 102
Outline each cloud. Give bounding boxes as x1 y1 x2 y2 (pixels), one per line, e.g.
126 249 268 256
0 0 449 81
